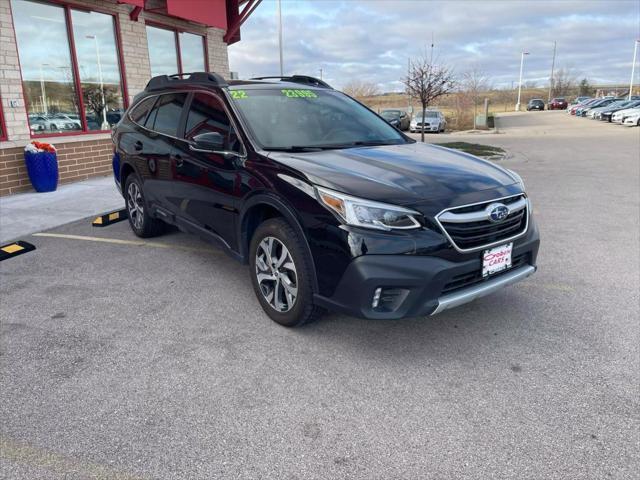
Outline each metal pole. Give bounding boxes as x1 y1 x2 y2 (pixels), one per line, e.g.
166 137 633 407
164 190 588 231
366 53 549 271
277 0 283 76
319 68 323 80
548 41 556 103
94 37 109 130
516 52 525 111
629 39 639 100
40 64 49 115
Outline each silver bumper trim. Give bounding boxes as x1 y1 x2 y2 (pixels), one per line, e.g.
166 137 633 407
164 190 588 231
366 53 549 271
431 264 536 315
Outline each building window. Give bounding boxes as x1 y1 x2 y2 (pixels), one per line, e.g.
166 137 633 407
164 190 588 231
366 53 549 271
11 0 126 136
179 32 206 73
146 25 206 77
71 10 125 131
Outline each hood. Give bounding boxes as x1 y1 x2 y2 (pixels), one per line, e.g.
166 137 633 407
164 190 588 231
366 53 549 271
268 142 518 206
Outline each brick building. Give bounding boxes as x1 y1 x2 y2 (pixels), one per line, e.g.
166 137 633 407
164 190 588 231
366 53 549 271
0 0 257 196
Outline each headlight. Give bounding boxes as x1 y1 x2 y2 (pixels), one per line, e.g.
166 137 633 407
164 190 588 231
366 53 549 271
508 169 526 192
316 186 422 231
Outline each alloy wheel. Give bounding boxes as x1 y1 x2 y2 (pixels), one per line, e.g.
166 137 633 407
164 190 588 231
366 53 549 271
255 236 298 312
127 181 144 230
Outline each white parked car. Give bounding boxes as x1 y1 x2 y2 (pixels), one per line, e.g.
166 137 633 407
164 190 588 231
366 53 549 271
612 107 640 124
623 111 640 126
588 100 627 119
410 110 446 133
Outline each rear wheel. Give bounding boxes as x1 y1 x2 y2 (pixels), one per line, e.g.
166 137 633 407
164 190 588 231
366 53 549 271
124 174 166 238
249 218 323 327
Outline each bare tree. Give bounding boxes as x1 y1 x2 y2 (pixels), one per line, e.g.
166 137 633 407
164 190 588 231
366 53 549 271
342 80 380 99
462 67 491 129
403 55 456 141
578 78 595 97
551 67 575 97
524 80 538 89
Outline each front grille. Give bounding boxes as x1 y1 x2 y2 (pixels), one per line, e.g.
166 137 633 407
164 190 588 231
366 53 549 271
441 252 530 294
437 194 528 251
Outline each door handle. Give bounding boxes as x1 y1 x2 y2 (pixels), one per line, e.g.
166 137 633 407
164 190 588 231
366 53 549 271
134 140 143 151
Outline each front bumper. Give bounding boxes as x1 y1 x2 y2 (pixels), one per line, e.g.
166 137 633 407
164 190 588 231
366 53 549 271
314 225 540 319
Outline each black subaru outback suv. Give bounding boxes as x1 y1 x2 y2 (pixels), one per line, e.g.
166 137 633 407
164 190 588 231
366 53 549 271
112 72 539 327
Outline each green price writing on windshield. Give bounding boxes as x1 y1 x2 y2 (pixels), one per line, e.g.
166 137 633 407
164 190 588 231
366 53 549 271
230 90 248 99
281 89 318 98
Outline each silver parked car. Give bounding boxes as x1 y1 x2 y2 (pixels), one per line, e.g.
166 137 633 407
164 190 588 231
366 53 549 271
410 110 446 133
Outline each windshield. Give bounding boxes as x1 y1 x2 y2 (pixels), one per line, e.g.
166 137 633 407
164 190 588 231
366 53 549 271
415 111 439 118
229 88 408 150
381 110 401 119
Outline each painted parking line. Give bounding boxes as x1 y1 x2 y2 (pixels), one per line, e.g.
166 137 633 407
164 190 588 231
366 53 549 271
0 436 146 480
92 208 128 227
0 241 36 261
32 232 221 255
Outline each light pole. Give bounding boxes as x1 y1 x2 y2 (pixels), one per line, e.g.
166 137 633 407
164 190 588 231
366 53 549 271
277 0 283 76
548 41 556 104
515 51 529 111
39 63 49 115
629 39 639 100
86 35 109 130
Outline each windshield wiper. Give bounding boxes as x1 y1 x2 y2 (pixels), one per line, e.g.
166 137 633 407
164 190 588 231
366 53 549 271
265 140 406 153
265 146 328 152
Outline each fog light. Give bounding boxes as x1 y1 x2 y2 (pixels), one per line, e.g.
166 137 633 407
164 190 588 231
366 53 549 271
371 287 410 313
372 287 382 308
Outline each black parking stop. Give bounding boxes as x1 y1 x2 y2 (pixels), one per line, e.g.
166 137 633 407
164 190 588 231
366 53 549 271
0 241 36 261
92 208 128 227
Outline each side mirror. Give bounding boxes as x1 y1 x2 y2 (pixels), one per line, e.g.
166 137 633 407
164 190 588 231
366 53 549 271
190 132 225 151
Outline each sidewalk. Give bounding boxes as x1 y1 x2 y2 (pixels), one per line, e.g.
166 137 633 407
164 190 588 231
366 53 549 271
0 176 124 243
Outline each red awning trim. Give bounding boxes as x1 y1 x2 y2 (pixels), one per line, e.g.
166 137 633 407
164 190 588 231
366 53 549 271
130 6 142 21
166 0 228 30
224 0 260 44
119 0 260 45
117 0 144 7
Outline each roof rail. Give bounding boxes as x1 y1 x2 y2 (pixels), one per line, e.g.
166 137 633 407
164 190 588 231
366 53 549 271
249 75 333 89
145 72 228 92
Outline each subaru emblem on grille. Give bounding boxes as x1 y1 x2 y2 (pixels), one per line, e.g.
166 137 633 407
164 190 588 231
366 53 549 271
487 203 510 223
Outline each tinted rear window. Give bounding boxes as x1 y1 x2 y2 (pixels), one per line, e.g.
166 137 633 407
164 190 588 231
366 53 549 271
147 93 188 136
129 97 156 125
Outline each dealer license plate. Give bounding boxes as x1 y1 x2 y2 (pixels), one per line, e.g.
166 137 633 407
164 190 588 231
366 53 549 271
482 243 512 277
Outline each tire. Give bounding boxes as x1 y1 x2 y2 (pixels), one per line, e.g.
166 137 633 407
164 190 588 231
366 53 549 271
124 174 166 238
249 217 323 327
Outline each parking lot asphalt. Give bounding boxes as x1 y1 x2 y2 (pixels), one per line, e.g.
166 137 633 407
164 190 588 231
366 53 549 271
1 111 638 479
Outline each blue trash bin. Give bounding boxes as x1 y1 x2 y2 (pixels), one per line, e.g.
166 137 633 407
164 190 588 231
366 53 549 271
24 150 59 192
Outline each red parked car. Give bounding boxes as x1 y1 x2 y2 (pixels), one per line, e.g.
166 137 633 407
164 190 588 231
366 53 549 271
548 97 568 110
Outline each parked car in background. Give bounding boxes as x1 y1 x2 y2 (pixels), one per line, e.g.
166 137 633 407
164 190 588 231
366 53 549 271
599 100 640 122
570 98 603 115
409 110 446 133
28 114 79 132
612 107 640 124
570 96 591 106
575 98 612 117
380 109 410 130
50 113 82 130
623 110 640 126
592 100 639 120
526 99 545 111
548 98 567 110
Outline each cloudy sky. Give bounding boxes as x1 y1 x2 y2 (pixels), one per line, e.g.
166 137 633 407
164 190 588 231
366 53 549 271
228 0 640 92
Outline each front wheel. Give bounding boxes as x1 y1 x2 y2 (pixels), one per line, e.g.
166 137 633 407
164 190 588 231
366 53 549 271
249 218 323 327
